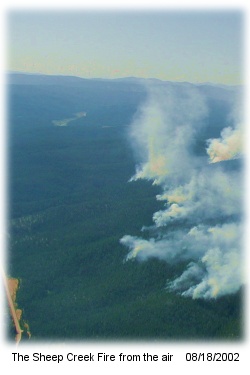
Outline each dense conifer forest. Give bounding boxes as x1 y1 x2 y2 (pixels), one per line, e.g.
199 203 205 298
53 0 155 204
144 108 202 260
7 74 243 341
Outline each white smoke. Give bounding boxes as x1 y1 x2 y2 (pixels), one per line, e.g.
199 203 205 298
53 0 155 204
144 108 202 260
206 92 243 164
153 167 241 227
207 125 242 163
120 82 243 300
167 223 242 299
129 84 207 186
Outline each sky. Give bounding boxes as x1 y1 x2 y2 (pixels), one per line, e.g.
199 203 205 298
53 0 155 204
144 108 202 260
7 10 244 84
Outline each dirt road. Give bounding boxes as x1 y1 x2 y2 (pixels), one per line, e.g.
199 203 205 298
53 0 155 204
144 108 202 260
0 265 23 344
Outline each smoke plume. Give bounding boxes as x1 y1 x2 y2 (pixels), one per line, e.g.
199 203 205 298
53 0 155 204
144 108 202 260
207 125 242 163
120 82 243 299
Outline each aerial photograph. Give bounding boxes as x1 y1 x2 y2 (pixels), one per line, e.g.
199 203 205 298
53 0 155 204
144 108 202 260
5 10 244 342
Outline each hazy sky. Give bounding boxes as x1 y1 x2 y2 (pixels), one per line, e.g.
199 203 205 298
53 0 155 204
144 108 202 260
7 10 243 84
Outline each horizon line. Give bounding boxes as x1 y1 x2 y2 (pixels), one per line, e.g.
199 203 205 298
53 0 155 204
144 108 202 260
7 70 242 87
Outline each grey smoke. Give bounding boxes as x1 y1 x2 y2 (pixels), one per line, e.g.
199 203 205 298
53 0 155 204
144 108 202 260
120 82 243 299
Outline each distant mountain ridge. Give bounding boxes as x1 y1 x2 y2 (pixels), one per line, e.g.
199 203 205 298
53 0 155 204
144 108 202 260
7 71 241 90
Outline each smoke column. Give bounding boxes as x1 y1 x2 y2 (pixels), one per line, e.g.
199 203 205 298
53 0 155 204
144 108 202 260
120 82 243 299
